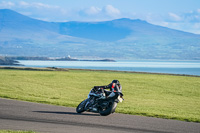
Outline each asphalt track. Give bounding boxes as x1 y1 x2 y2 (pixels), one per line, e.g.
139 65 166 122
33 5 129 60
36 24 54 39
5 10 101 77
0 98 199 133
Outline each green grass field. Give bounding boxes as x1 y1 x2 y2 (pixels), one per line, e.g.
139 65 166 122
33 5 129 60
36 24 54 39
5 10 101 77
0 68 200 122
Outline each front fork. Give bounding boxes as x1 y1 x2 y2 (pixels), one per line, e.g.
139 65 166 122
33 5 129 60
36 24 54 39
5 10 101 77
85 97 97 110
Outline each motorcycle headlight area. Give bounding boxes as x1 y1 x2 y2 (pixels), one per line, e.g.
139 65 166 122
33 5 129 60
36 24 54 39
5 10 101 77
118 95 123 102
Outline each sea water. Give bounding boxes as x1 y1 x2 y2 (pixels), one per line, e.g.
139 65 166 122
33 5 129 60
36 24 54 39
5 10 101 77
17 60 200 76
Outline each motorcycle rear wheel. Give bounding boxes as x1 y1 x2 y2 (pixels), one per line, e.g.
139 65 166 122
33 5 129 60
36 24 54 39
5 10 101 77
99 102 117 116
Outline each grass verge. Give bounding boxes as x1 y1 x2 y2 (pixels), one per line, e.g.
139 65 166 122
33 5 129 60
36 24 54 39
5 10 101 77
0 68 199 122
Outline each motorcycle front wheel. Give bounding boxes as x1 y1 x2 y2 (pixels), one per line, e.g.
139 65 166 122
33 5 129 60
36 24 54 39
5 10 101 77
76 99 87 113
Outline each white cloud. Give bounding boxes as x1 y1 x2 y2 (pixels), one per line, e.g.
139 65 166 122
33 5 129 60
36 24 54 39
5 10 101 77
84 6 101 15
183 10 200 23
0 1 59 9
78 5 121 21
17 1 59 9
168 12 182 21
197 9 200 13
0 1 15 8
0 2 121 21
31 2 59 9
81 5 121 18
0 1 69 22
146 9 200 34
103 5 120 17
19 1 29 7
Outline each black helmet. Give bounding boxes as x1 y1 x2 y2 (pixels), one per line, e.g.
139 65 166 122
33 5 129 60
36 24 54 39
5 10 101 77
112 80 120 85
111 80 122 92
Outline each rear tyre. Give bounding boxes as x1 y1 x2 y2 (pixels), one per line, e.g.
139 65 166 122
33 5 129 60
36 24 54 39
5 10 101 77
100 101 117 116
76 99 87 113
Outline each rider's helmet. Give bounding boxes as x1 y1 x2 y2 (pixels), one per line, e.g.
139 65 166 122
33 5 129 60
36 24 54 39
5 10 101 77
112 80 120 84
111 80 122 92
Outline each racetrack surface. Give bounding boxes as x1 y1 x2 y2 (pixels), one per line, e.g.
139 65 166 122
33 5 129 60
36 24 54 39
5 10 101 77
0 98 199 133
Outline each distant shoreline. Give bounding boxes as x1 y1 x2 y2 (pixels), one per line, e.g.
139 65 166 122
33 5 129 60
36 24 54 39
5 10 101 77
0 56 116 66
0 56 21 66
7 56 116 62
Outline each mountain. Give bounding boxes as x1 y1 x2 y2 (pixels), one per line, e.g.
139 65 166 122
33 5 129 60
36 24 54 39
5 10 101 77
0 9 200 60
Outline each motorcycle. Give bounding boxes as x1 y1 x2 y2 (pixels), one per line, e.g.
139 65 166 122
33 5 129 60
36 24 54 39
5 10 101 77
76 90 124 116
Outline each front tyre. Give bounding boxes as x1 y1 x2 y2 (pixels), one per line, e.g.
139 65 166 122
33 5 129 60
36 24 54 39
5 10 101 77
76 99 87 113
111 102 118 113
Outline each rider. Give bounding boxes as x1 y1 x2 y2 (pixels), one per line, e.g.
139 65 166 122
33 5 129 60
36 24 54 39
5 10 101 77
88 80 122 99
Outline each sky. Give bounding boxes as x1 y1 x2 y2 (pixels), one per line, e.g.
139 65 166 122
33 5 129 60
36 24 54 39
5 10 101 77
0 0 200 34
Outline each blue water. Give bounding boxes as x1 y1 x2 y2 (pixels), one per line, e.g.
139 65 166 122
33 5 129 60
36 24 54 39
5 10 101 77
17 60 200 76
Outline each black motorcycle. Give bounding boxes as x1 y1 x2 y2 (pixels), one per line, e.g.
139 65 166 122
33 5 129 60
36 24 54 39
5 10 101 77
76 91 124 116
